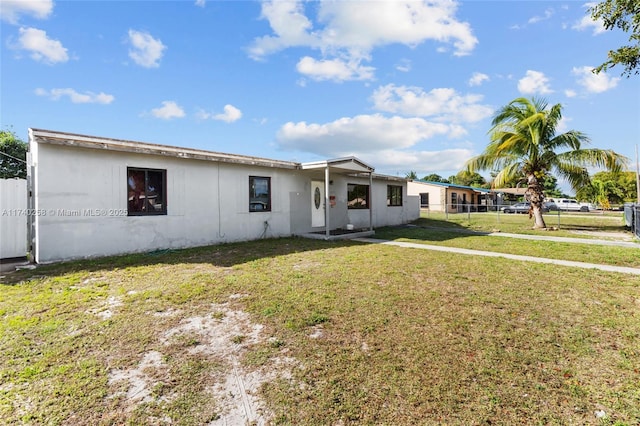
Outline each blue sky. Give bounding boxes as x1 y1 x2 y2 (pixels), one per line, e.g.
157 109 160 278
1 0 638 191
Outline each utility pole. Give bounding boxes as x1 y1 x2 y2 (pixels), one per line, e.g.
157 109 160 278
636 144 640 204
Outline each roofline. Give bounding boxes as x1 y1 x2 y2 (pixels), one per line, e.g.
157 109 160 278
29 128 299 170
412 179 491 193
301 156 375 172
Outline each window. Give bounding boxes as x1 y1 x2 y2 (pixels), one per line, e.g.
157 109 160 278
127 168 167 216
451 192 458 209
420 193 429 208
249 176 271 212
347 184 369 209
387 185 402 206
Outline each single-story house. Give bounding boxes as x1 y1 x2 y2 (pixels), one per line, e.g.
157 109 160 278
27 129 419 263
407 180 492 213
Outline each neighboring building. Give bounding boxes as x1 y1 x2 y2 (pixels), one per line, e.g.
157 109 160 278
0 178 27 259
407 180 492 213
28 129 419 263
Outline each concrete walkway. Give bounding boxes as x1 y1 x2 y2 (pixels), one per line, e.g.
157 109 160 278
353 237 640 276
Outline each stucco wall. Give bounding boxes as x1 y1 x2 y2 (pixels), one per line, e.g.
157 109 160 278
0 178 28 259
31 141 417 263
407 182 446 212
31 143 305 263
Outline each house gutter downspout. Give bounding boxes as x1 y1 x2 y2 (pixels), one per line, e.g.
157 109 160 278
325 166 330 239
369 172 373 231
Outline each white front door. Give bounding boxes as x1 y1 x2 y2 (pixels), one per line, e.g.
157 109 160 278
311 180 325 227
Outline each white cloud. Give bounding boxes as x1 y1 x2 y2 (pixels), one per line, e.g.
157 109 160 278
572 2 606 35
249 0 477 81
517 70 553 94
195 0 206 7
276 114 473 171
276 114 458 158
16 27 68 64
468 72 489 87
395 59 411 72
571 66 619 93
371 84 494 123
0 0 53 24
528 8 554 24
248 0 317 59
128 29 166 68
296 56 375 81
151 101 185 119
556 116 572 133
359 148 474 173
564 89 577 98
35 88 114 104
198 104 242 123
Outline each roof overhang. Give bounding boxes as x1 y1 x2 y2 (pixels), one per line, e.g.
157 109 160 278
29 128 299 170
301 157 375 174
492 187 528 195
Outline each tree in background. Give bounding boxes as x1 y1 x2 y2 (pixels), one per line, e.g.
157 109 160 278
576 171 637 207
590 0 640 77
539 174 565 198
448 170 489 188
466 97 628 229
405 171 418 180
422 173 449 183
0 129 28 179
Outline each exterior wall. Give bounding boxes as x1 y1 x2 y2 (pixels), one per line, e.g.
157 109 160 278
407 182 446 212
31 141 416 263
343 175 419 228
0 179 28 259
31 143 305 263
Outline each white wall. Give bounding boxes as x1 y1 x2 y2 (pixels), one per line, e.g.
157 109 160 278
32 143 306 263
407 181 446 212
0 179 28 258
31 142 417 263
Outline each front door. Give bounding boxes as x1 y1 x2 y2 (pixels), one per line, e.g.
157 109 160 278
311 181 325 227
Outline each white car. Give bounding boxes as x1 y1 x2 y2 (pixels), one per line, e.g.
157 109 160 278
550 198 589 212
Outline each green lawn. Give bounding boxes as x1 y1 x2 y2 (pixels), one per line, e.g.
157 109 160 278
1 231 639 424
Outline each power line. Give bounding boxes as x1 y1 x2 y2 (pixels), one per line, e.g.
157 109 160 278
0 151 27 164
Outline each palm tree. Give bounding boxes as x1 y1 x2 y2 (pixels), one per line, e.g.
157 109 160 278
466 97 628 229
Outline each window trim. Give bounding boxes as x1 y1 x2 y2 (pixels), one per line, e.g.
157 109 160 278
347 183 370 210
127 167 167 216
249 176 272 212
387 185 403 207
451 192 458 209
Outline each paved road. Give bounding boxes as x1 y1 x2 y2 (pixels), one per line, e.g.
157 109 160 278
354 236 640 276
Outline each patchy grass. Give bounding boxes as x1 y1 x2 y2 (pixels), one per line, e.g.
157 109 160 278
1 237 639 424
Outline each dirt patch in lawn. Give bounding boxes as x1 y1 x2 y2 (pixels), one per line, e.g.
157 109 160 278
107 295 296 424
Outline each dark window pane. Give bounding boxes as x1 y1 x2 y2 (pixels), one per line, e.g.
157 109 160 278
128 170 146 213
387 185 402 206
127 168 167 216
249 176 271 212
348 184 369 209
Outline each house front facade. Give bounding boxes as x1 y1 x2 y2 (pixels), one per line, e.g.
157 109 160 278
28 129 419 263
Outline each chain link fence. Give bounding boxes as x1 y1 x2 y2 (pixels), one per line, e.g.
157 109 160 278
420 202 625 229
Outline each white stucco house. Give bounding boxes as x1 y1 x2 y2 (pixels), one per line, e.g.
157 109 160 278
27 129 419 263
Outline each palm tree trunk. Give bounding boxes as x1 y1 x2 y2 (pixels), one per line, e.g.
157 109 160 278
526 174 547 229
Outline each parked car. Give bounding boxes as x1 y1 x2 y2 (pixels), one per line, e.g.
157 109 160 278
543 201 558 211
502 202 530 214
550 198 589 212
502 202 551 214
